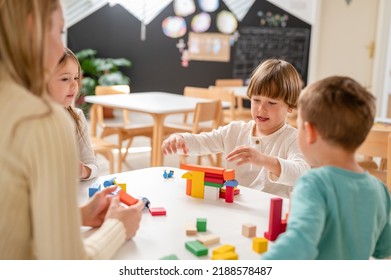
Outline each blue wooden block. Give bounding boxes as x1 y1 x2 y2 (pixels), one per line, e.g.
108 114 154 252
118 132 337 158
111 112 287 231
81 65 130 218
224 179 238 187
103 177 116 188
88 182 101 197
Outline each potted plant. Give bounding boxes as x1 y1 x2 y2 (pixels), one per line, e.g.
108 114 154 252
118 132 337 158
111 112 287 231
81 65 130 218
75 48 132 117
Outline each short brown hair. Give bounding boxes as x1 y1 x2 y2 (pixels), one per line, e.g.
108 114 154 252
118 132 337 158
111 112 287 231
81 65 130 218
247 58 303 108
299 76 376 151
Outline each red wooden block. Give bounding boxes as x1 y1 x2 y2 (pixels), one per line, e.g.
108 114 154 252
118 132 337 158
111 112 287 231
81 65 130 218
264 198 283 241
204 176 225 184
225 186 234 203
149 207 166 216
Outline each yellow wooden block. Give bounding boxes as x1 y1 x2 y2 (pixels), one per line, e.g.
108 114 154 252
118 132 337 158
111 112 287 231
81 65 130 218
212 244 235 256
252 237 268 254
182 170 205 198
211 251 238 260
114 179 127 192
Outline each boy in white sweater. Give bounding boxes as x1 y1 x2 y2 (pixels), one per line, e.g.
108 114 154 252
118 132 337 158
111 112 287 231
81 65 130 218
162 59 310 197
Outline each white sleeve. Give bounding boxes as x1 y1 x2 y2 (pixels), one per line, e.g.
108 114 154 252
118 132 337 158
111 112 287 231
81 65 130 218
77 109 99 180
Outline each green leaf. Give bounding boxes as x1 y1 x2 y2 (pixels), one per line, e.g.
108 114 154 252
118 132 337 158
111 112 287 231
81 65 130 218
98 72 130 86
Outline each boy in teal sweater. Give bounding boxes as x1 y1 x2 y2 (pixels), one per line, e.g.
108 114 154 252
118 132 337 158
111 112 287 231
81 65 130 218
262 76 391 259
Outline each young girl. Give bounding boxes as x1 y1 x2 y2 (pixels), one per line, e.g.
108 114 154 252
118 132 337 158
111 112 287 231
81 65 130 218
47 47 98 180
162 59 310 198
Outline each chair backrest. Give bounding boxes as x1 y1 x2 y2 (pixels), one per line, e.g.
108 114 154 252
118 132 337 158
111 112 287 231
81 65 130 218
215 79 243 87
208 86 237 122
357 129 391 191
192 100 222 133
94 85 130 128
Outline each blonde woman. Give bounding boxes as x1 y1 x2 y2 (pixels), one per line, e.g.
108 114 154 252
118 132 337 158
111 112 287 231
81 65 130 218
0 0 143 259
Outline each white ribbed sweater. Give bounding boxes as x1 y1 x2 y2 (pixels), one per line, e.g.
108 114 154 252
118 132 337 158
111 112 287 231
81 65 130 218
0 65 125 259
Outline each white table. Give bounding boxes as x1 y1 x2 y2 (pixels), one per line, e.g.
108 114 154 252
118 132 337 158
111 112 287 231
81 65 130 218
79 167 289 260
85 92 214 166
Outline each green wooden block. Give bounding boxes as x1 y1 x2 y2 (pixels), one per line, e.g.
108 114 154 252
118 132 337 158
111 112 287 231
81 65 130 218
196 218 207 232
185 241 208 257
204 181 224 188
160 254 179 260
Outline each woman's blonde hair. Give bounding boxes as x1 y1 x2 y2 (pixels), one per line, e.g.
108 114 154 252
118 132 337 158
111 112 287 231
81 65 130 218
247 58 303 108
0 0 59 96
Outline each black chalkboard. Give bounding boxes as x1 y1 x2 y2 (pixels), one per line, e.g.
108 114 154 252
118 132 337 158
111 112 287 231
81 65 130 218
233 27 310 84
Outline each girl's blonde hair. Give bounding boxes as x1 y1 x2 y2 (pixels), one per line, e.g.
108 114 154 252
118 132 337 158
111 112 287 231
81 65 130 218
58 47 86 143
0 0 59 97
247 58 303 108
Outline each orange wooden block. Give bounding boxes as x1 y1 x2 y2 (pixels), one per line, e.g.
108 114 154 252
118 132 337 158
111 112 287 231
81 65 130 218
118 190 139 206
180 163 225 175
223 169 235 180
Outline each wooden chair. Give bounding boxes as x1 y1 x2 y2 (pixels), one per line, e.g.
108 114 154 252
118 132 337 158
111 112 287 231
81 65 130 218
357 129 391 192
214 79 251 121
90 85 153 171
215 79 244 87
164 97 223 166
91 137 118 174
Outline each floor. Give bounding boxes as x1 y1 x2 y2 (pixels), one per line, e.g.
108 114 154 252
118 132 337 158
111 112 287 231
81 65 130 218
91 109 200 176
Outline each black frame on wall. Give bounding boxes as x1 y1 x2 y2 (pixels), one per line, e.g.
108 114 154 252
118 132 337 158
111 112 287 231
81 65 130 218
67 0 311 95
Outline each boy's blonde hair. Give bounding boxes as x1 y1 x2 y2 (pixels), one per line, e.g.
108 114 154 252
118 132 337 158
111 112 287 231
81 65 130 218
0 0 59 97
299 76 376 151
247 58 303 108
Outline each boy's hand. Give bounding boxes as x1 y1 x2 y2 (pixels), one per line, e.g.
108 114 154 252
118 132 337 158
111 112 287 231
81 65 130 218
162 134 189 155
226 145 263 166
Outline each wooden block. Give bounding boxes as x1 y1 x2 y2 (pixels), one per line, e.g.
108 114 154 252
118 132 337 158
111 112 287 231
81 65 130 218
242 223 256 238
180 163 225 175
252 237 268 254
204 176 225 184
224 179 238 187
212 244 235 256
186 224 197 236
204 181 224 188
225 186 234 203
149 207 166 216
223 169 235 180
88 182 101 197
204 185 220 200
185 240 208 256
182 170 205 198
211 251 238 260
160 254 179 260
196 234 220 246
118 190 139 206
114 179 126 192
264 198 283 241
196 218 207 232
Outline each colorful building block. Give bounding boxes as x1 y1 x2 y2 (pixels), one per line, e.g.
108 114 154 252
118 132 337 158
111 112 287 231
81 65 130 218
242 223 256 238
204 185 220 200
212 244 236 256
182 170 205 198
103 177 116 188
196 218 207 232
211 251 238 260
196 234 220 246
264 198 283 241
118 189 139 206
185 241 208 257
180 163 225 175
186 224 197 236
113 179 126 192
224 186 234 203
149 207 166 216
223 169 236 180
252 237 268 254
160 254 179 260
224 179 239 187
88 182 101 197
204 176 225 184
